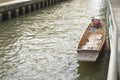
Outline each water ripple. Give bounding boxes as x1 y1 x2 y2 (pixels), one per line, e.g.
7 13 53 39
0 0 108 80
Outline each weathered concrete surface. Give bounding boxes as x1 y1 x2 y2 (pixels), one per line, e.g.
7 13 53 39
110 0 120 79
0 0 13 3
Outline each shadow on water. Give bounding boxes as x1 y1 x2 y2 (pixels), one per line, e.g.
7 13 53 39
77 46 110 80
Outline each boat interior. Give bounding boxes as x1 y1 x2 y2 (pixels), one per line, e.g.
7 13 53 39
78 25 106 50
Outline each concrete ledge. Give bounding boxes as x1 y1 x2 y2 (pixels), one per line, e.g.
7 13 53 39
0 0 47 12
0 0 67 22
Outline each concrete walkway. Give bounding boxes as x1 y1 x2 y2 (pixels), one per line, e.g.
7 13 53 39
0 0 30 6
0 0 13 3
0 0 29 3
110 0 120 79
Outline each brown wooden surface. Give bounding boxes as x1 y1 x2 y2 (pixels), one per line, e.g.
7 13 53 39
77 23 106 61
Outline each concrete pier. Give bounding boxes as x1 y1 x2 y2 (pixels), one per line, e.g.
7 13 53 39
0 13 2 22
22 7 26 15
28 6 31 13
16 8 19 17
8 11 12 19
0 0 67 22
34 4 36 10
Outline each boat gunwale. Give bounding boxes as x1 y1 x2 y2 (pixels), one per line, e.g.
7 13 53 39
77 22 106 62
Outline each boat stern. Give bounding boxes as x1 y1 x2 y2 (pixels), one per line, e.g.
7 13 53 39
77 50 99 62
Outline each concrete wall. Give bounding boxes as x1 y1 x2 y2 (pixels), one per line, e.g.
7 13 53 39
0 0 67 22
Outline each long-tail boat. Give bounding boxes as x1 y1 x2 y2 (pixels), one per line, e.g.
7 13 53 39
77 19 106 62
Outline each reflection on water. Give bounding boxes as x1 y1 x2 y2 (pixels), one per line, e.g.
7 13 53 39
77 49 110 80
0 0 108 80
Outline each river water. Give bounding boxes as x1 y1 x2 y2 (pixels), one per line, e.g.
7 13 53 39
0 0 109 80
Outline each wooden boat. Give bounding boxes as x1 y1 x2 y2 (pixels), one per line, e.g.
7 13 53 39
77 22 106 62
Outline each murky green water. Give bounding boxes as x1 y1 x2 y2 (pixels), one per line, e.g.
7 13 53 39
0 0 109 80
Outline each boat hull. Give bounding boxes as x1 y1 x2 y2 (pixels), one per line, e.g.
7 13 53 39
77 23 106 62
